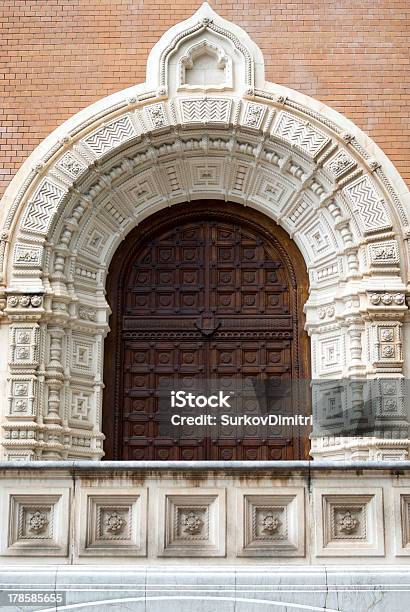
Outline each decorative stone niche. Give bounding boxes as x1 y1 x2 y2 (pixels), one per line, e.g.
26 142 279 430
0 489 70 556
178 39 233 91
157 489 226 557
314 488 384 556
236 488 305 557
78 489 147 557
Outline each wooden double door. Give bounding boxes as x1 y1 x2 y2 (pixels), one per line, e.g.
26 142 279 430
103 202 310 460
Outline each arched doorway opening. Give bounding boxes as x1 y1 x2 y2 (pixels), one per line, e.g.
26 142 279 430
0 3 408 462
103 201 310 460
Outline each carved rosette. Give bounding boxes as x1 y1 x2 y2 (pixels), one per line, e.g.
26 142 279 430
7 295 43 309
261 513 281 534
338 510 359 534
176 506 208 541
105 512 127 534
28 511 49 533
183 512 204 535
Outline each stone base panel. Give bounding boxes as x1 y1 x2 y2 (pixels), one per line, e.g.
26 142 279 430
1 462 410 565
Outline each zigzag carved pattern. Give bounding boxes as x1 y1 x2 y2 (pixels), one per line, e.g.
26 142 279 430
83 115 136 158
21 179 65 234
344 176 391 231
274 112 329 158
180 98 231 124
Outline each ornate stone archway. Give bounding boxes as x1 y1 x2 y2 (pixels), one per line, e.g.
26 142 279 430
0 3 409 460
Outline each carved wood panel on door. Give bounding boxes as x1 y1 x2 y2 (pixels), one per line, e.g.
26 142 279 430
103 202 310 460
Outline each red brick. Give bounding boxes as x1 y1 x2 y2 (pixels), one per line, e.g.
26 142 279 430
0 0 409 196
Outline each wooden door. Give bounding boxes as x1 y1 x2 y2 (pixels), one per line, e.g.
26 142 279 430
103 202 310 460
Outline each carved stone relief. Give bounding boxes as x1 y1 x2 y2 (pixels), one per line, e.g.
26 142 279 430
83 115 138 159
79 491 146 556
158 490 225 557
1 490 69 556
0 2 408 460
315 490 384 556
1 472 410 564
237 490 305 557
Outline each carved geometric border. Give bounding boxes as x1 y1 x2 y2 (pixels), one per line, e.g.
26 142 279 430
313 488 384 557
236 488 305 557
0 488 70 556
77 488 147 557
157 488 226 557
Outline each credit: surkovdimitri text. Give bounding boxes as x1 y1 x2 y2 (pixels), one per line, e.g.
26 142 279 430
170 414 312 426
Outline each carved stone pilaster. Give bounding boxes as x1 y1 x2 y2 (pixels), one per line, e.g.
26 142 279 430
347 323 365 375
44 327 65 425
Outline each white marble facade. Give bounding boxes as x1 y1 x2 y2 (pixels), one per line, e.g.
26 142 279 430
0 462 409 564
2 461 410 608
0 4 409 463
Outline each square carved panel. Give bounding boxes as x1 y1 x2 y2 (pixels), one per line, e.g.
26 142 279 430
316 334 344 375
158 489 226 557
7 376 36 417
69 388 94 428
236 488 305 557
78 490 147 557
314 489 384 556
1 490 69 556
9 325 39 366
71 334 95 375
330 504 366 540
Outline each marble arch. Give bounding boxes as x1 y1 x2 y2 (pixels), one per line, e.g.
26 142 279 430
0 3 409 460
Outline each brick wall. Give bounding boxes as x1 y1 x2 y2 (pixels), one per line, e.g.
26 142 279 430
1 0 409 197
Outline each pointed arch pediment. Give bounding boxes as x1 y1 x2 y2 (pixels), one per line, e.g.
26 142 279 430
146 2 263 95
